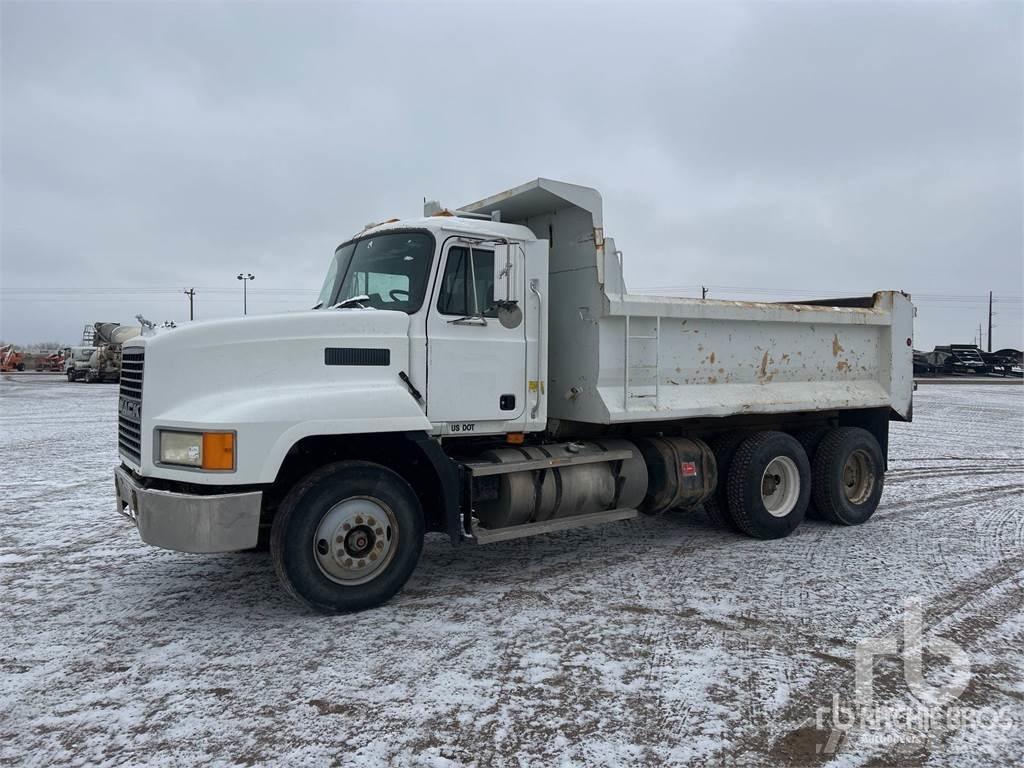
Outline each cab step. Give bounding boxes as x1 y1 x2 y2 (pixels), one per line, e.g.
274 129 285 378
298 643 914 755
470 507 639 544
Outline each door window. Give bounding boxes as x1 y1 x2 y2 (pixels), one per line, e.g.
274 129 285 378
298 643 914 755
437 247 497 318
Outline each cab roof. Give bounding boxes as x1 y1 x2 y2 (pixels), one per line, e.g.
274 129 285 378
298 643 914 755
355 215 536 244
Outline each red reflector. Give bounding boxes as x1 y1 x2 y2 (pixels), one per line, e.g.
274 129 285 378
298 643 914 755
681 461 698 477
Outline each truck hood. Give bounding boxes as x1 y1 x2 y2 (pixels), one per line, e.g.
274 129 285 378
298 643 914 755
122 308 425 483
127 309 412 407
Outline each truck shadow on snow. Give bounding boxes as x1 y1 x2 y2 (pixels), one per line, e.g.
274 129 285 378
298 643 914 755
126 508 837 620
116 505 843 626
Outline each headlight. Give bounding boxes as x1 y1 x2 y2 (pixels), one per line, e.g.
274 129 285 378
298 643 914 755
158 430 235 471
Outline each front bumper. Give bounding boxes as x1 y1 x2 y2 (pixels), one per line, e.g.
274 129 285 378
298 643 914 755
114 466 262 553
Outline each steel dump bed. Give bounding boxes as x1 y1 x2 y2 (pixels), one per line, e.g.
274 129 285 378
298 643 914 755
462 178 914 427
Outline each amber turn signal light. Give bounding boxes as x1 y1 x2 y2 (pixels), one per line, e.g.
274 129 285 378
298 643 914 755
202 432 235 471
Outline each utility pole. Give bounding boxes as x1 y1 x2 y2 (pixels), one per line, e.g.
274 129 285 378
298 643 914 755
977 323 983 348
237 273 255 315
987 290 993 352
183 288 195 321
701 286 708 300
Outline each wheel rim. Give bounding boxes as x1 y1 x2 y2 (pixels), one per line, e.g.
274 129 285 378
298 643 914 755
313 497 398 586
761 456 800 518
842 449 875 505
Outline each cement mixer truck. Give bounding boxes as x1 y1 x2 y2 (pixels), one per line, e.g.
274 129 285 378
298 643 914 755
84 323 140 383
113 178 914 613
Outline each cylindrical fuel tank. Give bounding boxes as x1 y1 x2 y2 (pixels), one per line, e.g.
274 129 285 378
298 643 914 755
474 440 649 529
634 437 717 514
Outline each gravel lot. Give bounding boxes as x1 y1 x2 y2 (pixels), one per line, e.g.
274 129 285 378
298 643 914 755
1 374 1021 767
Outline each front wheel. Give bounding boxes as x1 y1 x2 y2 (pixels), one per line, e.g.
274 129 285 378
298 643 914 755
270 461 424 613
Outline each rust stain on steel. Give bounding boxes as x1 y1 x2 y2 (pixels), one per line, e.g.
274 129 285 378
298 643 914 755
832 334 845 357
758 351 770 380
836 360 850 372
709 352 716 364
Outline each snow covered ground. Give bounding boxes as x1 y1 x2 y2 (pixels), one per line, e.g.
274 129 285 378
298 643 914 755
1 374 1021 767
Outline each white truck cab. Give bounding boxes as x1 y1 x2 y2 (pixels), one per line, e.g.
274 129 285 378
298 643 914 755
115 179 914 612
65 346 94 382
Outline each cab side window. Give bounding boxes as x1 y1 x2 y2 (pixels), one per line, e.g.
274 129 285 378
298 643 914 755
437 247 497 318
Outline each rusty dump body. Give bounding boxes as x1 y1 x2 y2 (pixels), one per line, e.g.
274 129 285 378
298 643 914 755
461 179 915 430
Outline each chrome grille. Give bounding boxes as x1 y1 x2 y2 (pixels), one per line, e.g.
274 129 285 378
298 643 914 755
118 349 144 464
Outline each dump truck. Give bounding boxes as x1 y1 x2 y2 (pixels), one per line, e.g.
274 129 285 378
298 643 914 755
114 179 914 612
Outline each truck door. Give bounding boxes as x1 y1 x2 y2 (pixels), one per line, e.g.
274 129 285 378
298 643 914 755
426 239 526 428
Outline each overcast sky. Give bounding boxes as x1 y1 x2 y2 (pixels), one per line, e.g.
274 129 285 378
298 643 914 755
2 1 1022 350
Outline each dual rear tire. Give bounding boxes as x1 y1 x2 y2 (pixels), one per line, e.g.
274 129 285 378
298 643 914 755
703 427 884 539
726 431 811 539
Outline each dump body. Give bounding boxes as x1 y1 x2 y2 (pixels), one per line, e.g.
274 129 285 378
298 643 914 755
461 178 913 428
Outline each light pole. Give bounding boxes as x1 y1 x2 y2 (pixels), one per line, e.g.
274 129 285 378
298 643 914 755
237 273 255 315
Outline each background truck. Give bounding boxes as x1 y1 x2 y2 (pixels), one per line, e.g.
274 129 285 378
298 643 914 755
114 178 914 613
64 346 96 381
85 323 140 383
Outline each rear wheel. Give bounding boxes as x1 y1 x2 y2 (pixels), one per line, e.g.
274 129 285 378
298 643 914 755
811 427 884 525
270 461 424 612
726 431 810 539
793 427 829 518
702 432 747 531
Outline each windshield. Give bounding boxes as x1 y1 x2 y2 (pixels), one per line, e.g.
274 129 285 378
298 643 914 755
316 231 435 313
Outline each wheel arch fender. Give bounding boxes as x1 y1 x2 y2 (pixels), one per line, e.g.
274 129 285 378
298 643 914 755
269 429 462 545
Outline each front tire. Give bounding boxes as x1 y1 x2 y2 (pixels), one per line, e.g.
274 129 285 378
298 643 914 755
726 431 810 539
811 427 884 525
270 461 424 613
